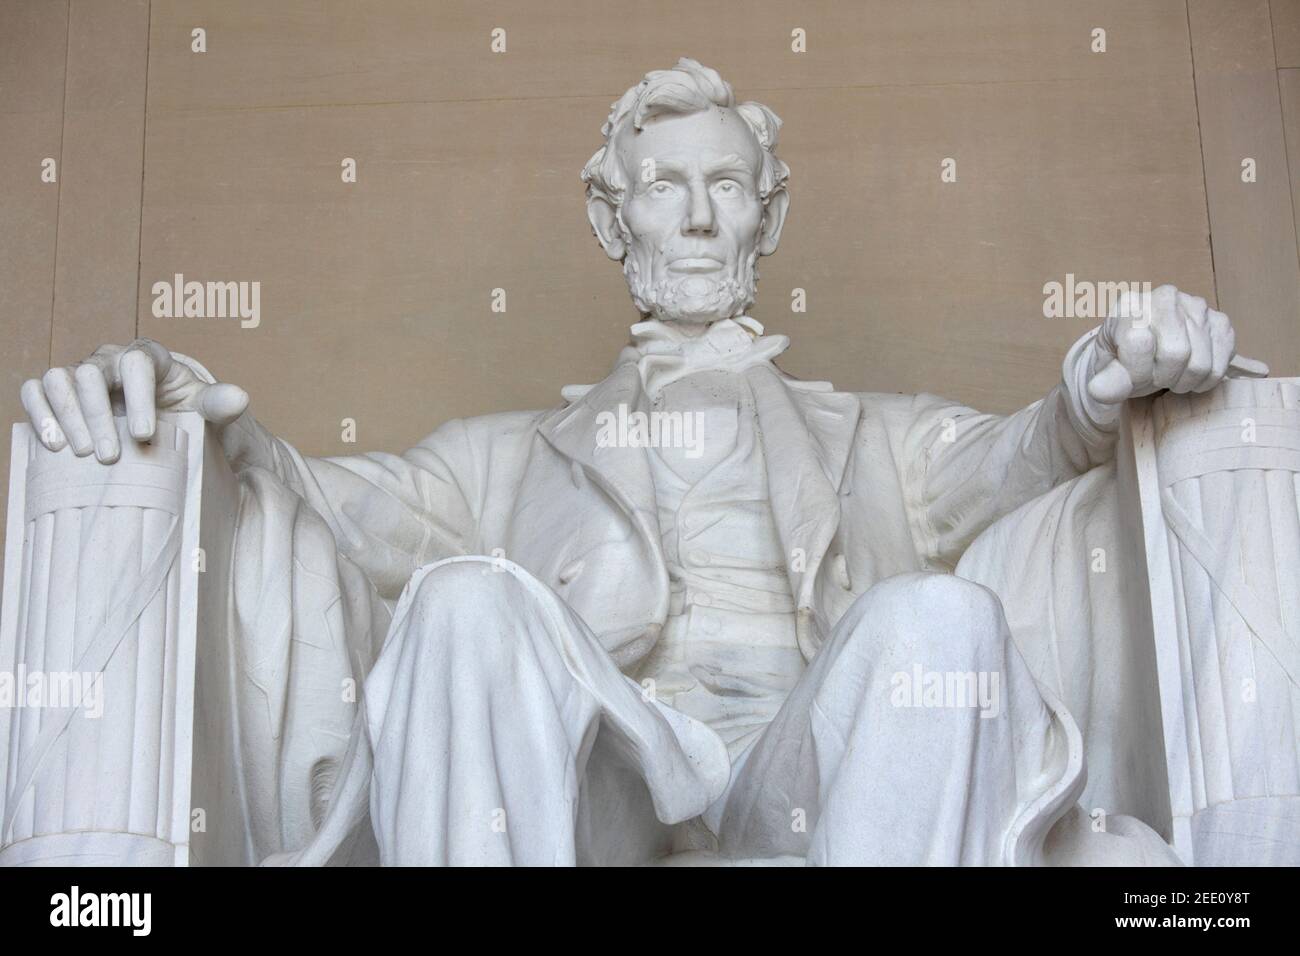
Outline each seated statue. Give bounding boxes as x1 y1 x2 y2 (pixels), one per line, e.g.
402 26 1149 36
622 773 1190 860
18 58 1262 866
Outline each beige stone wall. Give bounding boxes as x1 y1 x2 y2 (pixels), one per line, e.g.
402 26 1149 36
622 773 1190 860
2 2 1298 510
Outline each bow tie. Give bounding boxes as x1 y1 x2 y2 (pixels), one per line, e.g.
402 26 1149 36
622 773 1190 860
616 317 791 398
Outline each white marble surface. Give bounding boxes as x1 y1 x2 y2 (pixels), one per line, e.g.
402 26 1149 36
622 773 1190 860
1 59 1284 866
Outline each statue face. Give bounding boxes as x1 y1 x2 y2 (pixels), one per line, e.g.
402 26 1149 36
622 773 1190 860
613 106 769 325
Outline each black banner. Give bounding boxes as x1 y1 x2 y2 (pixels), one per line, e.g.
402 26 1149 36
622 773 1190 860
0 866 1279 942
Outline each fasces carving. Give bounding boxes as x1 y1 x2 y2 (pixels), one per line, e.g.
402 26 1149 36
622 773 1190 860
1130 379 1300 865
1 419 192 865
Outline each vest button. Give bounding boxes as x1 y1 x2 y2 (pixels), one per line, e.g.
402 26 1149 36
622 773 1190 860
697 614 722 635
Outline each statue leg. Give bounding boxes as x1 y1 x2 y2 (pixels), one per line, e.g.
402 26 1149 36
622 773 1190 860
362 556 726 865
714 572 1074 865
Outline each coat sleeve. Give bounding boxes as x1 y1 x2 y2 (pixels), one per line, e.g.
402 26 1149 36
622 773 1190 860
898 331 1119 570
208 412 492 863
218 413 481 601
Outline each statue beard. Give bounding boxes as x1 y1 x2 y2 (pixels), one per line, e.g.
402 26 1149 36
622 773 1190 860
623 247 761 324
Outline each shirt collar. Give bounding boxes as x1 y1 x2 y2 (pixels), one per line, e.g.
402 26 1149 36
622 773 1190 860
615 316 791 398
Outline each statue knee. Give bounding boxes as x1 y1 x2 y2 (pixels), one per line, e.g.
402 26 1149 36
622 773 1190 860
405 555 533 611
845 572 1009 671
397 556 551 674
862 571 1003 621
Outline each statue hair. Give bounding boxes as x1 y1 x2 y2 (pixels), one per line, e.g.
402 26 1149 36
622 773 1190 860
581 57 790 211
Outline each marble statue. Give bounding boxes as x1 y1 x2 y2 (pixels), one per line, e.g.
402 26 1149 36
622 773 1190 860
3 58 1293 867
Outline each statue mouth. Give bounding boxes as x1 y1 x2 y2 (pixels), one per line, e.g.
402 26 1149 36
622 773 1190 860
667 257 725 274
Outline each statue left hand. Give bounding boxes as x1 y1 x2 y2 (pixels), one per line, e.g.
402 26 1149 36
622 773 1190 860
1087 284 1269 405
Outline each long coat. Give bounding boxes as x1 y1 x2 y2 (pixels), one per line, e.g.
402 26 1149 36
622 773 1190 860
217 348 1111 863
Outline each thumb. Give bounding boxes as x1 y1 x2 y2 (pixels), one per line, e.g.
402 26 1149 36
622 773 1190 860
196 382 250 426
1087 355 1135 405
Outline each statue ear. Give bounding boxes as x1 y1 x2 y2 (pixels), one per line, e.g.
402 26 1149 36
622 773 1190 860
586 196 627 261
757 187 789 256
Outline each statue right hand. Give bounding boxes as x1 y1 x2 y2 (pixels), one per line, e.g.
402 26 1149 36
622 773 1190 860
21 339 249 464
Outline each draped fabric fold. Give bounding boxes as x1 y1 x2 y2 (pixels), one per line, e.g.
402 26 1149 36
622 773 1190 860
228 468 389 864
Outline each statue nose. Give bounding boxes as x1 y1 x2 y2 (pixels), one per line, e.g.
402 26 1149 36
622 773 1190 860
683 216 717 237
684 185 716 235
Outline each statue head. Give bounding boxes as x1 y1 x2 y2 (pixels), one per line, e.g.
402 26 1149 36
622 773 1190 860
582 58 791 327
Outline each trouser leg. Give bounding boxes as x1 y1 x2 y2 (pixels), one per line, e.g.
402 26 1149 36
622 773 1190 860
715 572 1067 865
363 556 727 865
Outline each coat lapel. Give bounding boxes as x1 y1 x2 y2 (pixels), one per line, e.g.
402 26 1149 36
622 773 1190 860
745 365 861 653
538 363 660 525
534 364 670 638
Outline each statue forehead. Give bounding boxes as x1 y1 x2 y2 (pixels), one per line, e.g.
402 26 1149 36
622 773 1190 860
614 105 763 173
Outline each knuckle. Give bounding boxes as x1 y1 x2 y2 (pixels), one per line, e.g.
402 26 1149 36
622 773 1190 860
1114 291 1148 323
1124 324 1155 350
129 337 163 360
1181 294 1208 320
73 362 104 387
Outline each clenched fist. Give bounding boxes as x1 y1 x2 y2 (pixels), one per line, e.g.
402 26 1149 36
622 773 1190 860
1087 284 1268 405
21 339 249 465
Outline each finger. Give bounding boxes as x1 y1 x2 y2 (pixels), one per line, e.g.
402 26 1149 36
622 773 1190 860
1152 300 1191 389
1196 309 1233 393
42 367 93 456
1088 355 1136 405
1114 320 1157 395
196 383 249 426
1111 287 1155 333
74 363 121 463
1099 290 1140 357
1135 283 1177 332
119 340 171 440
85 343 126 390
21 378 65 451
1228 354 1270 378
131 338 174 381
1174 320 1213 393
1176 291 1209 324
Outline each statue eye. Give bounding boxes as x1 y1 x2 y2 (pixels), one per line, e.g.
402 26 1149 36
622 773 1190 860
648 181 676 196
712 179 741 195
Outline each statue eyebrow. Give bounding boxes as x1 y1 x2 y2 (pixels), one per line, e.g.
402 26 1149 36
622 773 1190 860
643 155 755 180
646 160 688 179
702 154 755 178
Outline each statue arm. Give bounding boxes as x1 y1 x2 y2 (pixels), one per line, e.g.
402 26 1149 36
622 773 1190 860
219 411 479 601
901 330 1117 569
903 286 1263 569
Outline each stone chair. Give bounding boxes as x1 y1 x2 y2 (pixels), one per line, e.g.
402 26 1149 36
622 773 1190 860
2 378 1298 865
